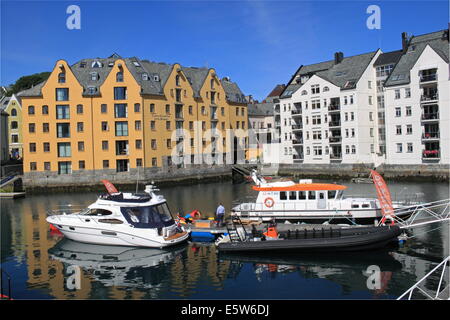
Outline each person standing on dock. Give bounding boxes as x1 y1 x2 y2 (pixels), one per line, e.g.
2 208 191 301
216 203 225 227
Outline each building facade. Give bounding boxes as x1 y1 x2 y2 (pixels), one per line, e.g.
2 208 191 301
0 94 22 159
277 29 449 166
18 55 248 181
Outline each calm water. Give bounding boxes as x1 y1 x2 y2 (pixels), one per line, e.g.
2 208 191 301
1 179 449 299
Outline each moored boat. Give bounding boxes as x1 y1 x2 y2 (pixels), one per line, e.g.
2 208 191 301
46 181 190 248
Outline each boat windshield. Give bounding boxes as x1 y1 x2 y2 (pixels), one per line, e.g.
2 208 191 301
120 202 174 228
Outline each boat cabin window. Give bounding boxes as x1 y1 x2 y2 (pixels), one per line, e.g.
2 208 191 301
289 191 297 200
319 193 325 200
81 208 112 216
280 192 287 200
121 203 174 228
298 191 307 200
308 191 316 200
351 204 360 208
362 204 370 208
327 190 337 200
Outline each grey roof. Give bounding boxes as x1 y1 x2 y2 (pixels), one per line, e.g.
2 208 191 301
248 102 274 117
385 29 449 87
221 78 247 104
374 50 403 67
281 51 378 97
0 96 10 111
13 55 246 103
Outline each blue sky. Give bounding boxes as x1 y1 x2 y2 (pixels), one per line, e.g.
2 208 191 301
1 0 448 100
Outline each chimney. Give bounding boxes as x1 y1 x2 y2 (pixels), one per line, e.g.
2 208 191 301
334 52 344 64
402 32 409 52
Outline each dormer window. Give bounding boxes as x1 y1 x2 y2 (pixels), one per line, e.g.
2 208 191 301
133 61 140 67
153 75 160 82
91 61 102 68
175 75 181 86
58 72 66 83
116 71 124 82
90 72 98 81
323 86 329 92
88 86 96 94
80 61 86 68
301 90 307 95
108 62 114 67
142 73 149 81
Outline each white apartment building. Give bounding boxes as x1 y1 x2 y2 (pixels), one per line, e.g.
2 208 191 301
384 30 449 165
277 28 449 166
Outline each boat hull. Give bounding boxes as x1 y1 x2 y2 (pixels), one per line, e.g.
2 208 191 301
217 225 401 253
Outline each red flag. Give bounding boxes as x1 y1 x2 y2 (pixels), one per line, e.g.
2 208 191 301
370 170 395 225
101 179 119 194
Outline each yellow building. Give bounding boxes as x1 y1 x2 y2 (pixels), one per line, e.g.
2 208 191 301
18 55 248 184
0 94 23 158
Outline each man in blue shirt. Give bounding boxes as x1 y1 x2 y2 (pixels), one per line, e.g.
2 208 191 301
216 203 225 227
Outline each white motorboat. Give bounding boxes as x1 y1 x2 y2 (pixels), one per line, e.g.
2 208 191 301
46 182 190 248
231 170 414 225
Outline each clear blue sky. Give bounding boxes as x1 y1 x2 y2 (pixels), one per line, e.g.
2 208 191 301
1 0 448 100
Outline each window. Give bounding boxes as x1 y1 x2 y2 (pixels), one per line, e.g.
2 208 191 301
344 96 348 105
405 88 411 98
406 106 412 116
395 107 401 117
136 139 142 149
323 86 329 92
136 158 143 167
368 81 372 89
56 123 70 138
56 88 69 101
116 71 124 82
370 128 374 137
312 130 322 140
150 121 156 131
115 140 129 155
135 120 141 131
116 160 129 172
56 105 70 119
311 84 320 94
44 162 51 171
151 139 157 150
58 72 66 83
396 125 402 135
28 105 35 115
350 95 354 104
166 139 172 149
308 191 316 200
369 112 373 121
152 157 157 166
57 143 71 157
102 141 109 150
28 123 35 133
76 104 83 114
345 145 350 154
351 129 355 137
29 143 36 152
77 122 84 132
114 87 127 100
134 103 140 112
88 87 96 95
90 72 98 81
42 105 49 115
11 134 18 143
78 141 85 151
43 123 49 133
166 121 171 130
43 142 50 152
101 121 109 131
376 64 394 77
406 125 412 135
313 146 322 156
11 108 17 116
114 104 128 118
115 121 128 136
396 143 403 153
394 89 400 99
350 112 354 121
407 143 413 153
30 162 37 171
351 145 356 154
79 160 85 170
312 115 321 125
150 104 155 113
280 192 287 200
368 96 373 105
101 104 107 113
103 160 109 169
370 144 375 153
311 100 320 109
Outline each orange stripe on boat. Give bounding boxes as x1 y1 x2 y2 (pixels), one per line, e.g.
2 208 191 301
252 183 347 192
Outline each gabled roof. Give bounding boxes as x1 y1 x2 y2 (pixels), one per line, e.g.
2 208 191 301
384 29 449 87
267 84 286 98
16 81 46 98
374 50 403 67
221 78 247 104
280 50 378 98
181 66 210 98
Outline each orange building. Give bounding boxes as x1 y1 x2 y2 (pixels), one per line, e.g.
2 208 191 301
18 54 248 185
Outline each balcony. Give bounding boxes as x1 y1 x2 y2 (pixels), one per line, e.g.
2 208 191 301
292 139 303 145
329 136 342 143
420 74 438 83
421 93 439 103
275 121 281 127
422 132 440 140
330 153 342 162
293 154 304 162
422 150 440 160
329 121 341 128
291 109 302 116
421 112 439 122
210 112 218 121
292 124 303 131
328 104 341 112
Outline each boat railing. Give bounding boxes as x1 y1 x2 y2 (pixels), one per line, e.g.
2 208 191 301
392 198 450 229
46 208 103 225
397 256 450 300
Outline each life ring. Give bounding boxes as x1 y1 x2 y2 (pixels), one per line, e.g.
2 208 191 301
264 197 275 208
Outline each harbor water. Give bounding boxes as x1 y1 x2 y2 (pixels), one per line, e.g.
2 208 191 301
1 179 449 299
